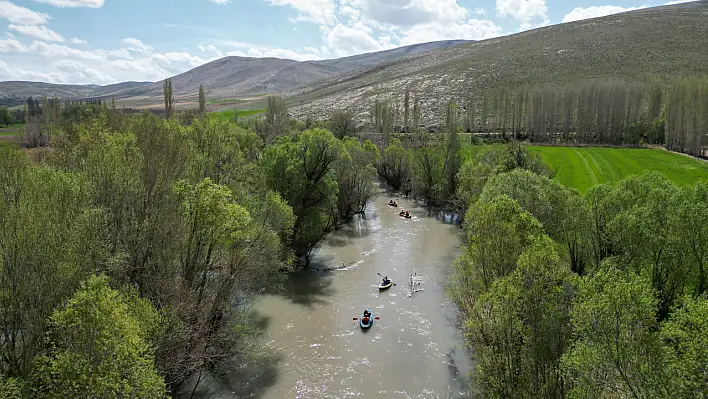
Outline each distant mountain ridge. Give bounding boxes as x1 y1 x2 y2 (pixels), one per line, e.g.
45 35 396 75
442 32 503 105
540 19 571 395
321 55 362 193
0 81 152 107
0 40 471 107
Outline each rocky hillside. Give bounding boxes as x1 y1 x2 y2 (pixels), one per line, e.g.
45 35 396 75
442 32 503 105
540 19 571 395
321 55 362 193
284 1 708 125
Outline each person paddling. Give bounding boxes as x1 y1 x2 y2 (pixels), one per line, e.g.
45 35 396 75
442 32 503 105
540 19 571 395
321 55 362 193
362 310 371 324
382 276 391 286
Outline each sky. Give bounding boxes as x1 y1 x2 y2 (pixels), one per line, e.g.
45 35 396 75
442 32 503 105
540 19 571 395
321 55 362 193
0 0 696 85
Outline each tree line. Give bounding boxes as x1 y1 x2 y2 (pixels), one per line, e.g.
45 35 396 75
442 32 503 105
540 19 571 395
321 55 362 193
0 91 379 397
357 76 707 159
446 144 708 398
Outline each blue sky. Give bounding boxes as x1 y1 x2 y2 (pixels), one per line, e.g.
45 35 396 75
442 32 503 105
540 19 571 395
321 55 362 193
0 0 695 84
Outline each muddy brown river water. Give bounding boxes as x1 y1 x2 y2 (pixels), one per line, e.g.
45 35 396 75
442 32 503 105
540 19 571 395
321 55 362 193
195 192 473 399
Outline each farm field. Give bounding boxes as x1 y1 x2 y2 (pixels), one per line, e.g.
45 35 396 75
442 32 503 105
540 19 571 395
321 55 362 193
530 146 708 193
207 109 264 122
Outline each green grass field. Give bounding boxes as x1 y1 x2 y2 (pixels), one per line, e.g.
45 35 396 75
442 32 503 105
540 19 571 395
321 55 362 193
207 109 264 122
207 99 249 105
530 146 708 193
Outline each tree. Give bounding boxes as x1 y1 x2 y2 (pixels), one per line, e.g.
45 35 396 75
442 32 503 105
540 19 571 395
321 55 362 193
671 182 708 296
561 265 668 399
479 168 591 273
660 296 708 398
198 84 206 115
450 195 544 316
334 137 377 222
467 236 578 398
377 138 411 191
330 108 356 139
412 145 445 205
163 78 174 118
403 88 410 133
264 96 288 142
30 275 167 399
372 99 395 150
0 146 105 377
0 107 11 127
444 101 462 196
262 128 344 261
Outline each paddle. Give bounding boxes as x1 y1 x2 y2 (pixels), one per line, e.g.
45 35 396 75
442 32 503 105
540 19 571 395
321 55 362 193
353 317 380 320
377 273 397 286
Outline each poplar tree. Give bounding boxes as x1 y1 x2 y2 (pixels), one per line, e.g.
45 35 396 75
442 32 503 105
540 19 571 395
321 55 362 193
198 84 206 116
163 78 174 118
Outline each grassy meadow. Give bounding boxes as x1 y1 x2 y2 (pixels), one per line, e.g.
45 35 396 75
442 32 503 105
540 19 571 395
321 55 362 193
530 146 708 193
207 109 264 122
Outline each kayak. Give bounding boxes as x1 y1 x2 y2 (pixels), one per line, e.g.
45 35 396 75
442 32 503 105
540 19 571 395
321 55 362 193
388 202 398 207
379 281 393 290
400 214 412 219
360 309 373 329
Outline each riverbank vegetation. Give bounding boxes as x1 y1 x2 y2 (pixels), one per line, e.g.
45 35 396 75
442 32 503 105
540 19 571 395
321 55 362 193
448 148 708 398
2 75 706 397
0 98 378 397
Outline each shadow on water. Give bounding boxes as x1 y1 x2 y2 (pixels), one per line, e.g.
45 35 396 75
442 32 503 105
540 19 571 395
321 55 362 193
178 310 282 399
325 207 380 248
278 264 336 308
186 351 283 399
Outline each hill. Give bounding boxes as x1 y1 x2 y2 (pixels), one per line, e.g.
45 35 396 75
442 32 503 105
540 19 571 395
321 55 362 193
0 40 469 107
283 1 708 123
0 81 151 107
112 40 472 102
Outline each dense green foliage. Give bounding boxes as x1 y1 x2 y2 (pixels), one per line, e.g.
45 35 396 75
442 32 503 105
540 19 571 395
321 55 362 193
0 107 378 396
449 143 708 398
31 275 167 398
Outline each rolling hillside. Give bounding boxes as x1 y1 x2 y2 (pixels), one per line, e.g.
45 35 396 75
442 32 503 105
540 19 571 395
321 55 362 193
283 1 708 124
0 81 151 107
0 40 469 107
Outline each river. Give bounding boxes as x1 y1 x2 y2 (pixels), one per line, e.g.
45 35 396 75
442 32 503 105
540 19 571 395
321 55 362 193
196 191 473 398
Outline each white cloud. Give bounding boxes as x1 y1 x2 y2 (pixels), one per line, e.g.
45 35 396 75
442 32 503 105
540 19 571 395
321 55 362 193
265 0 337 25
8 24 65 42
561 0 697 23
399 19 502 45
122 37 153 53
561 5 645 22
208 0 229 3
324 22 387 57
71 37 86 44
496 0 548 29
222 40 326 60
34 0 104 7
53 59 110 82
0 0 50 25
0 60 67 82
0 37 29 52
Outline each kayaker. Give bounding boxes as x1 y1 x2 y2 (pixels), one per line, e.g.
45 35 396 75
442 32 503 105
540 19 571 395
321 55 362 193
405 211 410 217
362 310 371 324
382 276 390 285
